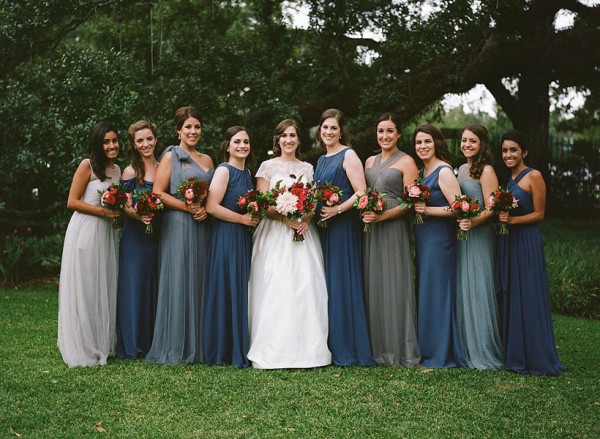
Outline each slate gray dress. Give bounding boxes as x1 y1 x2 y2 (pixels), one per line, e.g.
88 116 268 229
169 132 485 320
146 145 214 364
456 164 503 370
364 150 420 366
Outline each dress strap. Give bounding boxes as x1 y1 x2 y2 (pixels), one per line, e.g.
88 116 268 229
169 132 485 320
369 150 404 184
511 167 533 184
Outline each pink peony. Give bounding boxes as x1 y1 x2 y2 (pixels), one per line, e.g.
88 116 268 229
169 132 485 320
328 192 339 204
358 195 369 210
408 185 421 197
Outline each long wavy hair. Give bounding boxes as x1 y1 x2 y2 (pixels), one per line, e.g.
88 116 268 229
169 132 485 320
89 121 118 181
272 119 302 159
219 126 254 163
316 108 352 149
463 123 493 180
127 120 158 185
412 123 453 164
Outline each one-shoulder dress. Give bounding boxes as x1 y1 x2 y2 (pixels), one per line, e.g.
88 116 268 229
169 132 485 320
364 150 420 366
496 167 566 375
414 165 465 368
313 148 374 366
146 145 213 364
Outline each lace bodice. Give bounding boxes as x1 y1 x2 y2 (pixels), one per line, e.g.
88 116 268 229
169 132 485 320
256 159 314 188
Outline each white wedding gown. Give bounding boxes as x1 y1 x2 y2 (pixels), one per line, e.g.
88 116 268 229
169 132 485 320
247 159 331 369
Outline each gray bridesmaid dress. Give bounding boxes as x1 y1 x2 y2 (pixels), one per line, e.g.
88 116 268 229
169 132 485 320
456 164 503 370
364 150 420 366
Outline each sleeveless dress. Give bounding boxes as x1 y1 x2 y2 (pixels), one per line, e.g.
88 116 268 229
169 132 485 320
247 159 331 369
364 151 420 366
146 146 213 364
57 160 120 367
204 163 253 368
456 165 503 370
496 168 566 375
414 164 465 368
116 178 159 359
314 148 375 366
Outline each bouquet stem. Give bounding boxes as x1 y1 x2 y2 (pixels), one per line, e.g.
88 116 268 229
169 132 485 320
112 217 120 229
414 213 423 224
317 218 328 228
456 229 468 240
363 223 371 232
293 230 304 242
145 223 153 235
498 223 509 235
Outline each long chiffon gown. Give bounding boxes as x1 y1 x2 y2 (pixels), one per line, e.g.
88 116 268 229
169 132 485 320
204 163 253 368
115 178 159 359
455 165 503 370
414 164 465 368
364 151 420 366
247 159 331 369
496 167 566 375
314 148 375 366
57 160 120 367
146 146 213 364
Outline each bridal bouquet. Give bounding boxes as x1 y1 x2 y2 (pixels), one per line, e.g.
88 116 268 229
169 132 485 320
451 194 482 240
99 183 128 228
353 188 387 232
397 179 431 224
177 177 210 206
487 187 518 235
271 175 316 242
133 189 164 234
314 182 343 228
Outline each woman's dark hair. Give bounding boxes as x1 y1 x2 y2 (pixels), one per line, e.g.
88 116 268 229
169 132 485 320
412 123 452 164
219 126 253 163
127 120 157 185
89 121 118 181
174 106 203 132
316 108 351 149
463 123 493 180
501 129 528 152
376 112 402 150
272 119 302 159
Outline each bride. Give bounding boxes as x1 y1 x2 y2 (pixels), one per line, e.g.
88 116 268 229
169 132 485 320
247 119 331 369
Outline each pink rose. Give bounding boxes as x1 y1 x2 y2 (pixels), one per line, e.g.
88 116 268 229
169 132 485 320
461 200 469 211
408 185 421 198
376 199 385 211
185 188 195 201
329 193 339 204
248 201 258 212
487 195 494 209
238 196 247 206
358 195 369 210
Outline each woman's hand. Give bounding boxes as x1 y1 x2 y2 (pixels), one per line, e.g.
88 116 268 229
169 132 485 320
283 217 310 235
320 205 339 221
192 206 208 222
498 211 510 224
362 211 381 224
414 201 427 215
241 213 260 227
102 208 120 219
458 218 472 231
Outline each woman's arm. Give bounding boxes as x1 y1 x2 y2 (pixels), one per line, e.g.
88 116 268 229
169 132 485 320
500 170 546 225
66 160 120 219
321 149 366 219
206 166 259 227
415 166 459 218
472 165 499 227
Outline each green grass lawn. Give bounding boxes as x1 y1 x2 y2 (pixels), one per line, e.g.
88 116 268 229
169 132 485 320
1 283 599 438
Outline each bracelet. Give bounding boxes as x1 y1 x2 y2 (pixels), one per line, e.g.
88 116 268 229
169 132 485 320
337 205 342 215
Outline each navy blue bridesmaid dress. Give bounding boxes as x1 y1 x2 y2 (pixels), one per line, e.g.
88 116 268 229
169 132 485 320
414 165 465 368
496 168 566 375
204 163 253 368
116 178 159 359
314 148 375 366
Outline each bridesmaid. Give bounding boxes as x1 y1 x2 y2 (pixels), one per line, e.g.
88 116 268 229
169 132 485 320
455 123 503 370
314 108 375 367
362 113 420 366
413 124 466 368
116 120 160 359
57 121 121 367
146 106 214 364
496 130 566 375
204 126 258 367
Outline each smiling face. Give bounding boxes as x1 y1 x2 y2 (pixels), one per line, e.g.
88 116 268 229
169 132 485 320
279 125 299 157
320 117 341 148
178 117 202 148
501 139 526 169
414 131 435 162
460 129 481 160
103 131 120 160
377 119 400 152
133 128 157 158
228 130 251 160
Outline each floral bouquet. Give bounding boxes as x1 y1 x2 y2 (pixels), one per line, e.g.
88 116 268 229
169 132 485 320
98 183 128 228
237 189 271 232
177 177 210 206
487 187 518 235
133 189 164 234
353 188 387 232
314 182 343 228
271 175 316 242
451 195 482 240
397 179 431 224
